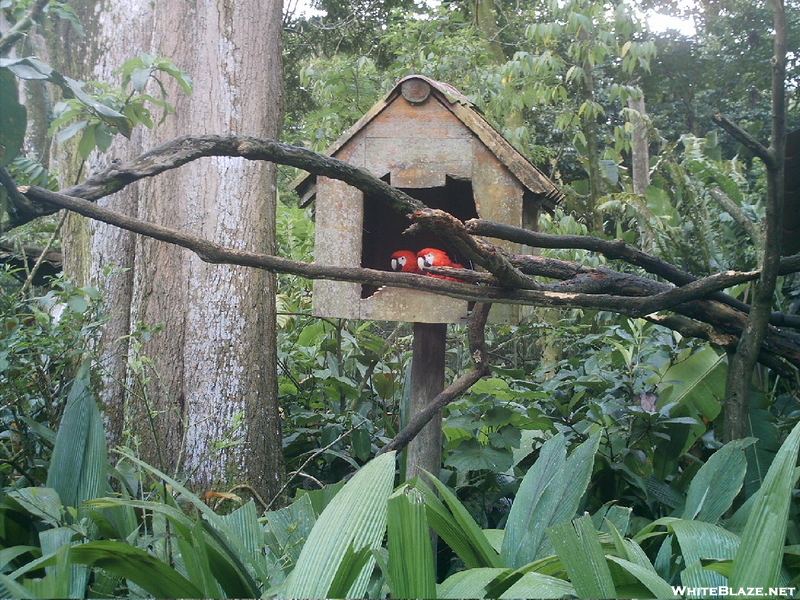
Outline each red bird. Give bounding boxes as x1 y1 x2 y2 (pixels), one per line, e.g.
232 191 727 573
416 248 466 282
391 250 423 274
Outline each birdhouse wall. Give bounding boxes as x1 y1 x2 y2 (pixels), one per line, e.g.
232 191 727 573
362 96 472 188
311 175 363 317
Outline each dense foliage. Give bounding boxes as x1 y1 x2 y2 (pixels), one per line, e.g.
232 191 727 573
2 0 800 597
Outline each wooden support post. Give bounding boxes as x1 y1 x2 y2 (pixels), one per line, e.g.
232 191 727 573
406 322 447 481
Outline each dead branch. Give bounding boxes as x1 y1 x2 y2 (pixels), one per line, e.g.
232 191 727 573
12 131 800 374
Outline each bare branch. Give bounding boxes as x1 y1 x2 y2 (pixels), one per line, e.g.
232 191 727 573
379 303 492 454
19 184 800 372
711 113 775 169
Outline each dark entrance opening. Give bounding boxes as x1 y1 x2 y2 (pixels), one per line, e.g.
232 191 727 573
360 176 479 298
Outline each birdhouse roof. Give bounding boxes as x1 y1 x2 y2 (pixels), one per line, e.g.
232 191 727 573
292 75 564 210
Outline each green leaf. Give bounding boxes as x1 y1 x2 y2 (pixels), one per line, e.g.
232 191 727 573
499 571 576 599
54 119 87 144
68 541 204 598
110 451 271 591
263 493 316 574
445 438 514 473
438 568 509 599
729 421 800 594
606 555 677 599
0 573 35 599
682 438 755 522
46 359 108 515
8 488 63 526
654 346 725 420
0 68 27 168
501 433 601 567
420 475 502 568
669 519 739 589
547 514 616 599
282 452 395 599
386 485 436 599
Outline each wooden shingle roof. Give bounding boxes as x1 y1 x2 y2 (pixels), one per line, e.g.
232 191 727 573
292 75 564 211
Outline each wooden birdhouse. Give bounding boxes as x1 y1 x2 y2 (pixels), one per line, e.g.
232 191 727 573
293 75 564 324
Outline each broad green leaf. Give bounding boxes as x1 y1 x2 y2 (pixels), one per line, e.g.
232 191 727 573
8 488 63 526
654 346 725 420
502 432 601 567
386 485 436 599
438 568 509 599
606 555 677 599
670 519 739 589
547 514 616 599
729 421 800 594
46 359 108 515
423 474 502 568
263 492 316 574
282 452 395 599
682 438 755 522
499 571 576 599
68 541 204 598
444 438 514 473
113 451 271 588
40 528 89 599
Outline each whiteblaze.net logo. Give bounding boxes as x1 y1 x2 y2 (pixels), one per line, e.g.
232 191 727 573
671 586 797 598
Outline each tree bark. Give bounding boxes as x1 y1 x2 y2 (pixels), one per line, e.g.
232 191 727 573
50 0 284 499
628 94 650 196
719 0 787 442
405 323 446 481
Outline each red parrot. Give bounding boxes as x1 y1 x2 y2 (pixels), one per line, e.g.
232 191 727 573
416 248 466 282
390 250 423 274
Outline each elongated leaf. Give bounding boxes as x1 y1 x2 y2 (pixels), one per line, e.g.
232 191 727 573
683 438 755 522
606 555 677 599
39 528 89 599
547 514 616 598
282 452 395 599
114 451 271 587
177 522 223 599
671 515 739 590
46 360 108 515
655 346 724 420
67 541 204 598
0 573 35 599
729 421 800 594
500 571 577 599
423 474 502 568
387 485 436 599
502 432 601 567
438 568 509 599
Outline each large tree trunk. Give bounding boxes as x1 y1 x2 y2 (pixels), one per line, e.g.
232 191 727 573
50 0 284 500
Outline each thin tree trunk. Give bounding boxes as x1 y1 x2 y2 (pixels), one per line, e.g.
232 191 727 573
406 323 446 481
722 0 786 442
50 0 284 500
628 95 650 196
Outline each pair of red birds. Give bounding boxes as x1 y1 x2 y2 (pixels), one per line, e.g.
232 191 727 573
390 248 466 282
